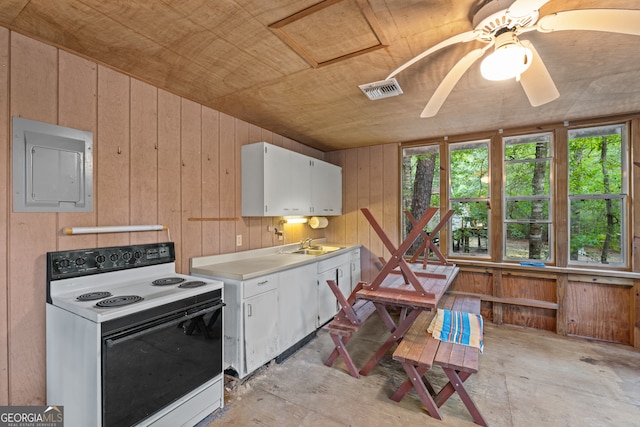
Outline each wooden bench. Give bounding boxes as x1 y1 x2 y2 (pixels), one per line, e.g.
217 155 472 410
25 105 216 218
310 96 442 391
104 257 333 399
323 280 377 378
391 294 487 426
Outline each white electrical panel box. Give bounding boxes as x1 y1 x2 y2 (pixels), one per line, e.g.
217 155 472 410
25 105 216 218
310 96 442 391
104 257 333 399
13 117 93 213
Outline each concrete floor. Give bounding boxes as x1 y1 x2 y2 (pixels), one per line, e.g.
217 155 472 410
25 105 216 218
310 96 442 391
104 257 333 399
201 315 640 427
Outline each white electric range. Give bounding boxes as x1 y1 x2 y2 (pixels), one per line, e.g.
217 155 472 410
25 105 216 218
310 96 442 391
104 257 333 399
46 242 225 427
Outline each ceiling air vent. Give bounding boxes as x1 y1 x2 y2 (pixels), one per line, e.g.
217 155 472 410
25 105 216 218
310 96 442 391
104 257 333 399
359 78 403 100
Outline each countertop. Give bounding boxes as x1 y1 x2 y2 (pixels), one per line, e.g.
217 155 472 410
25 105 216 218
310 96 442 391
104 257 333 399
190 242 360 281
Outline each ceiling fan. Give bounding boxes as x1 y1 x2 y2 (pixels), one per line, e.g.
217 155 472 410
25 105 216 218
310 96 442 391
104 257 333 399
361 0 640 118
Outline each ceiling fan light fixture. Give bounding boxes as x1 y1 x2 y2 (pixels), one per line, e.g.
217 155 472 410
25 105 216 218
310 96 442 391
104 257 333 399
480 32 532 81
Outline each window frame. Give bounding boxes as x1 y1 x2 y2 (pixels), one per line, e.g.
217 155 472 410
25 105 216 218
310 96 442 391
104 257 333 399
447 139 491 259
502 131 554 263
400 143 442 259
566 123 629 268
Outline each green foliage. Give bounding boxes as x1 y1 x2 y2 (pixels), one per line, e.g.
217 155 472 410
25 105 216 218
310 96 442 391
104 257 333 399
449 144 489 199
569 133 622 195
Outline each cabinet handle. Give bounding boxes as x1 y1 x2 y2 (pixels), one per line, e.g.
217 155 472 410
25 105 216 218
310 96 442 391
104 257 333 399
247 304 252 317
257 280 269 286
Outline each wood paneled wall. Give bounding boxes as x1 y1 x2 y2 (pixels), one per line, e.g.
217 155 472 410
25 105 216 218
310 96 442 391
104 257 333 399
0 30 326 405
325 144 400 283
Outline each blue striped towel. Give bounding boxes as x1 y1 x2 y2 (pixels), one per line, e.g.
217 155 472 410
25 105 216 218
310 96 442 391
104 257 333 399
427 309 484 353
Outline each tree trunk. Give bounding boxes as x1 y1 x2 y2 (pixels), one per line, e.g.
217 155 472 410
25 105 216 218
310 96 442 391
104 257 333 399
529 142 546 259
408 154 436 255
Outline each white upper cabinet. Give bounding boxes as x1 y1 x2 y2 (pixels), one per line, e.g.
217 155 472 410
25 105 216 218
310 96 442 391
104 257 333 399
310 159 342 215
242 142 341 217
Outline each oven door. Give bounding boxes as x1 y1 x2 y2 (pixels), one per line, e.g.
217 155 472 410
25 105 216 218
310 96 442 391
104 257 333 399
101 290 223 426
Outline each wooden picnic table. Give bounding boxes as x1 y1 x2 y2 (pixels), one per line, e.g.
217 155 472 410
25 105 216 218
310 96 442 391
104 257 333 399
356 263 459 310
355 262 459 375
354 208 459 376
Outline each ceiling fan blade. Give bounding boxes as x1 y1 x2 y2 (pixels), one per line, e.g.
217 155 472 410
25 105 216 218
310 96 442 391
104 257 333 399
519 40 559 107
537 9 640 36
421 48 487 118
506 0 551 21
386 30 482 80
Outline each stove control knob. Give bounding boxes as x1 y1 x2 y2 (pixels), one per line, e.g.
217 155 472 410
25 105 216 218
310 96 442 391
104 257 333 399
57 258 70 269
133 250 143 260
96 254 106 264
75 257 86 266
122 252 132 261
109 253 119 262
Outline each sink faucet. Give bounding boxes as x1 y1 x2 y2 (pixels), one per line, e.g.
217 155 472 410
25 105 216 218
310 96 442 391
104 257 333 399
300 237 313 249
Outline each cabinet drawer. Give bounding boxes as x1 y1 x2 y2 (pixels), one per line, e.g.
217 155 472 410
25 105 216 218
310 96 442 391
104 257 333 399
243 274 278 299
317 253 350 273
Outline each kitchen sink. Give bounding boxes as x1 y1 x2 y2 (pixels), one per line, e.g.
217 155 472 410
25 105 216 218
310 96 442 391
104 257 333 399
290 245 345 256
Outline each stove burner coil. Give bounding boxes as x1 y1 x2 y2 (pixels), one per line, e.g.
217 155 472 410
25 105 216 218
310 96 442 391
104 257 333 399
152 277 186 286
95 295 144 308
77 291 112 301
178 280 207 289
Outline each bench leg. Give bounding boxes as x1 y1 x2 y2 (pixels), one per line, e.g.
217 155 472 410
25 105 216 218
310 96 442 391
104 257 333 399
325 332 360 378
324 332 352 367
359 309 421 376
398 362 442 420
390 366 436 402
436 368 487 427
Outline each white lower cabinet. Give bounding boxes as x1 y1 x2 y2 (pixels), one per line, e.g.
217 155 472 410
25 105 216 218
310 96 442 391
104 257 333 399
217 273 278 378
193 247 361 379
244 289 279 374
278 264 317 353
316 253 352 327
317 268 338 327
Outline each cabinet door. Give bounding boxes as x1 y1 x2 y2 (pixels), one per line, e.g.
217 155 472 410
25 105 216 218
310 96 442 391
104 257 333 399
311 160 342 215
337 262 351 300
264 144 291 216
350 249 361 293
287 152 311 215
317 268 338 327
278 264 317 351
244 289 278 374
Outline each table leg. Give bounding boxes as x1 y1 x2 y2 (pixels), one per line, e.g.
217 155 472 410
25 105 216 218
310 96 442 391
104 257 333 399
359 309 422 376
374 303 397 332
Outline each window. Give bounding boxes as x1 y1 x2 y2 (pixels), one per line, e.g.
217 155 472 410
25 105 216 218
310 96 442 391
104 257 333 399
399 118 631 270
448 140 490 257
401 145 440 258
503 133 553 262
568 124 627 266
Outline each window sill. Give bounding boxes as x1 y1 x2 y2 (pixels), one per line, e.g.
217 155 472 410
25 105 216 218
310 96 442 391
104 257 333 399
450 259 640 281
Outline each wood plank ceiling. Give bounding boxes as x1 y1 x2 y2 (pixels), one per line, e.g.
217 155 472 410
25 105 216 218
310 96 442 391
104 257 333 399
1 0 640 151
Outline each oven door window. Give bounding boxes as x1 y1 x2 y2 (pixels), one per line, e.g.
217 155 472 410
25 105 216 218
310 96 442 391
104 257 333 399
102 301 223 426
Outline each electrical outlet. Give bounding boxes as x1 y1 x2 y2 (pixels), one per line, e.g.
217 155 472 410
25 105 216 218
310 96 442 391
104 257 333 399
267 225 275 232
236 234 242 246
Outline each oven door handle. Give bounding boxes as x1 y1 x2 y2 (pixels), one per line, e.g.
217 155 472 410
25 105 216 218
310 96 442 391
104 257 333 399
105 302 225 348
